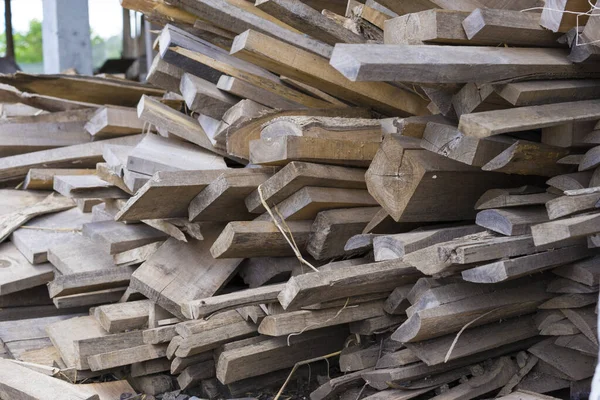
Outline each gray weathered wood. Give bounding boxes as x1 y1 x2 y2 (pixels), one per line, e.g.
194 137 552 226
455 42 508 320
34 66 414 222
131 228 242 319
210 220 312 258
330 45 600 83
461 245 591 283
475 207 549 236
531 212 600 246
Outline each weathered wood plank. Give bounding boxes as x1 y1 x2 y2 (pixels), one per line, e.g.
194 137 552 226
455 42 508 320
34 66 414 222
330 45 600 83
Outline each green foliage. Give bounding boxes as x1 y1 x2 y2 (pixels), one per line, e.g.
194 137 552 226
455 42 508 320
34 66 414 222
0 19 43 63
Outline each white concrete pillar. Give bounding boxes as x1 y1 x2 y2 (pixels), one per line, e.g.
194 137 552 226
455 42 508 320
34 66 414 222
42 0 93 75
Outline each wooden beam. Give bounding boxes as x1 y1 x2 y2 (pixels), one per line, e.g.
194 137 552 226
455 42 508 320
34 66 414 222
170 0 334 58
495 80 600 106
462 8 563 47
329 45 600 83
230 30 430 117
245 162 366 214
215 326 348 384
259 301 385 336
475 207 549 236
84 106 145 139
0 135 142 183
366 134 532 222
475 186 555 210
420 122 514 167
481 141 571 176
307 207 379 260
250 135 379 167
278 259 420 310
373 225 484 261
210 220 312 258
182 283 285 319
217 76 306 109
461 245 591 283
532 212 600 245
255 0 366 45
391 280 551 342
180 73 239 119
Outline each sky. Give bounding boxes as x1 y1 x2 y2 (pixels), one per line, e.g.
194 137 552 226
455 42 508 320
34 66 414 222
0 0 123 39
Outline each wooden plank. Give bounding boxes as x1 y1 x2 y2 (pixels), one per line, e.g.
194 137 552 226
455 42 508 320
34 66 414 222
47 267 135 298
406 316 538 366
245 161 366 214
0 359 98 400
539 293 598 309
461 245 591 283
542 120 596 148
250 135 379 167
189 170 272 222
531 212 600 246
0 134 142 183
116 169 230 221
253 187 378 221
553 256 600 286
528 338 595 381
217 76 306 109
546 192 600 219
171 311 257 357
169 0 333 58
87 343 168 371
475 186 555 210
0 72 164 107
230 30 429 117
170 351 213 374
261 116 382 143
0 242 54 295
177 360 216 390
421 122 514 167
166 47 333 115
373 225 484 261
385 10 475 46
53 287 127 309
82 220 167 254
126 134 227 176
137 95 219 155
182 283 285 319
22 168 95 190
11 207 91 264
147 54 184 94
216 326 348 384
210 220 312 258
307 207 379 260
579 145 600 171
53 175 128 199
47 235 117 274
329 45 600 83
366 134 532 222
278 259 420 310
475 208 549 236
459 100 600 138
226 108 371 161
462 8 563 47
482 140 571 176
496 80 600 106
180 73 239 119
84 106 144 139
259 301 385 336
93 300 152 333
46 315 144 370
450 83 512 118
392 280 551 342
255 0 366 45
130 228 242 319
562 306 598 345
540 0 596 32
547 171 593 191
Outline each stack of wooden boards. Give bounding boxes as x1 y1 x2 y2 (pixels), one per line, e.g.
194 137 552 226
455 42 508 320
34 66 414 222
0 0 600 399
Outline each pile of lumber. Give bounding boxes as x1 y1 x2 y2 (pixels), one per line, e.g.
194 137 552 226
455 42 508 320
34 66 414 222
0 0 599 399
